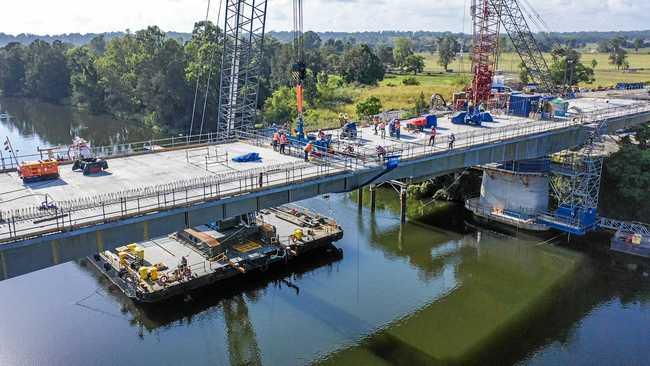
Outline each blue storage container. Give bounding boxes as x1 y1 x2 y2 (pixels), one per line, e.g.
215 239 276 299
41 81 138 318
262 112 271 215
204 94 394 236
426 115 437 128
509 94 541 117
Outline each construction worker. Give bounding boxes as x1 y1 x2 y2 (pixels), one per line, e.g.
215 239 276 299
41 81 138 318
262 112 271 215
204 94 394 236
373 117 379 135
272 131 280 151
448 133 456 150
318 129 326 140
394 119 401 139
279 132 288 154
429 127 437 147
376 145 387 161
304 141 314 162
379 121 386 139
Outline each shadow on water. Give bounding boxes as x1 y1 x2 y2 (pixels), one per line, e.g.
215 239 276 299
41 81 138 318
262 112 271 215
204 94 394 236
323 188 650 366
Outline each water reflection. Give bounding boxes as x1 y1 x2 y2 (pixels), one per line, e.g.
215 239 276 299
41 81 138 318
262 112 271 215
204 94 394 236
315 189 586 365
0 97 159 156
0 185 648 365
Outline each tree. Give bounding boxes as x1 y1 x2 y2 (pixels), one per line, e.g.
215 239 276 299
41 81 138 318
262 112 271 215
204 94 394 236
393 38 414 70
24 40 71 103
404 54 425 75
340 44 385 85
89 35 106 55
302 31 322 50
184 21 223 124
518 61 530 84
375 44 394 66
0 42 26 96
66 46 105 113
603 142 650 220
263 86 297 124
609 37 628 70
591 59 598 70
356 96 382 119
597 39 611 53
437 34 459 72
633 38 644 52
636 124 650 149
549 46 594 86
414 92 427 114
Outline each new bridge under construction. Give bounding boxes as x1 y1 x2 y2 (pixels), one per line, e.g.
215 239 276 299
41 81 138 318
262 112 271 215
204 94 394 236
1 90 650 280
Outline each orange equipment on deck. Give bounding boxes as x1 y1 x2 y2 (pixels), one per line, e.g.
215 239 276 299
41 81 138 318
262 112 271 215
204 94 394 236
18 160 60 182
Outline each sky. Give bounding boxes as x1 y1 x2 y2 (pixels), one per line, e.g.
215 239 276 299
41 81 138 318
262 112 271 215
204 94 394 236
1 0 649 35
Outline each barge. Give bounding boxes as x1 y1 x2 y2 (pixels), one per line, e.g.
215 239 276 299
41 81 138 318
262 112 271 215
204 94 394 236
611 231 650 259
90 205 344 303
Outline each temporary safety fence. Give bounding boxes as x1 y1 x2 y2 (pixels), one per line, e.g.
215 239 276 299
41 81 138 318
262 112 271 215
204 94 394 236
0 158 345 242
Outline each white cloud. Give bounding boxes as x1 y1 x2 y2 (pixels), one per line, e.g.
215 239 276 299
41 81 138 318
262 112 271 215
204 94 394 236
1 0 649 35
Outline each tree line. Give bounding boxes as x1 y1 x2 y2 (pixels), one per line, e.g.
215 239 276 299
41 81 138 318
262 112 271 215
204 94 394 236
0 24 647 132
0 24 437 132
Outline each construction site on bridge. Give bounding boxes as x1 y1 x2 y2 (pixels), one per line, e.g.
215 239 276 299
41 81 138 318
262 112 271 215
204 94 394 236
1 0 650 289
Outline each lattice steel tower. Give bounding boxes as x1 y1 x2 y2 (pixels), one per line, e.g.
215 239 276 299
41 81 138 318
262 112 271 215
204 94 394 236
469 0 501 105
217 0 269 137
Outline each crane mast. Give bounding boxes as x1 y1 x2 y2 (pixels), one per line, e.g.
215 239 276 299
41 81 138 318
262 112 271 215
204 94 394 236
217 0 269 137
469 0 501 106
292 0 306 121
469 0 558 106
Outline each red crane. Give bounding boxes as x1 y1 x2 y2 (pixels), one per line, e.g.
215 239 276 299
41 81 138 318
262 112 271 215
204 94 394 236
467 0 558 107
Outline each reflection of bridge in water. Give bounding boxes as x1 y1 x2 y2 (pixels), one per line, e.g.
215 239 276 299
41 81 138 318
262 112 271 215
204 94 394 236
81 245 343 365
1 94 650 279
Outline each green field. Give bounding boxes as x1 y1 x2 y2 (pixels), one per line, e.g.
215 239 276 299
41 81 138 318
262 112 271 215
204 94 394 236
305 51 650 129
420 52 650 86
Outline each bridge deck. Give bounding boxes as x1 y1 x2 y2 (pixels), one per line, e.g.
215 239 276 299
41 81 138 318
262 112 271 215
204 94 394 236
1 96 649 245
0 141 313 211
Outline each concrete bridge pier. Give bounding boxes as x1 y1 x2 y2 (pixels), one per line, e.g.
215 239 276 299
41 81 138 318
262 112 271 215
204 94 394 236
400 186 408 223
370 186 377 213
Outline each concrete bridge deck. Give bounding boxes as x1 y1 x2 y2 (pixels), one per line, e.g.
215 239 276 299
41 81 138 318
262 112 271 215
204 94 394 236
1 95 649 279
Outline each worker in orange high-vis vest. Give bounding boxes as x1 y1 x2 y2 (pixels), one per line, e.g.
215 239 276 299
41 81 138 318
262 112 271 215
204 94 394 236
272 131 280 151
279 132 288 154
303 141 314 162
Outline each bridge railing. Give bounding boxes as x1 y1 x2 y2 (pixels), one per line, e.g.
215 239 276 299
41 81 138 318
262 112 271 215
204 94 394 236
234 130 378 170
0 132 228 172
0 156 346 243
353 116 580 163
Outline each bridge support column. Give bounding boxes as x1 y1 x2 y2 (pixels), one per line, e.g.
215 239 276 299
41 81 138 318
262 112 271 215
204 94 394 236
357 188 364 211
400 186 408 223
370 186 377 213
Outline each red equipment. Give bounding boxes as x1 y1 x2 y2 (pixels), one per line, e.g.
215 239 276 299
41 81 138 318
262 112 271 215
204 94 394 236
469 0 501 106
465 0 558 108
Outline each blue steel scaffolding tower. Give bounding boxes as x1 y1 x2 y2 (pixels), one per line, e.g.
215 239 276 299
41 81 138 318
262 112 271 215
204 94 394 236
539 142 604 235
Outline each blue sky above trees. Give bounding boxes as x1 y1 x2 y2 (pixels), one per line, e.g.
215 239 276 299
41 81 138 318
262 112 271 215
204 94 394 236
2 0 650 35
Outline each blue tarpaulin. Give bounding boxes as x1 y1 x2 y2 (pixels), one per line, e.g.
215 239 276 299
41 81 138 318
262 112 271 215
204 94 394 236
232 153 262 163
451 112 467 124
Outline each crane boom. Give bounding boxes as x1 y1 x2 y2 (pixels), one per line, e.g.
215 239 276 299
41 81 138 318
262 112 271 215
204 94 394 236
490 0 557 93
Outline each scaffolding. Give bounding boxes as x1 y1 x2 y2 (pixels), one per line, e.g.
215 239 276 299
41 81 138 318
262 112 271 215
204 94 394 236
549 147 604 212
217 0 269 138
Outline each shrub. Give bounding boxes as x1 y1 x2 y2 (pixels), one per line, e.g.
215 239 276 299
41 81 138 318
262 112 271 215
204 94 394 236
402 77 420 86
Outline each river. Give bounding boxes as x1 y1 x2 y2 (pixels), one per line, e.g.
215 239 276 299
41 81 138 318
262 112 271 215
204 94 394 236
0 98 648 366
